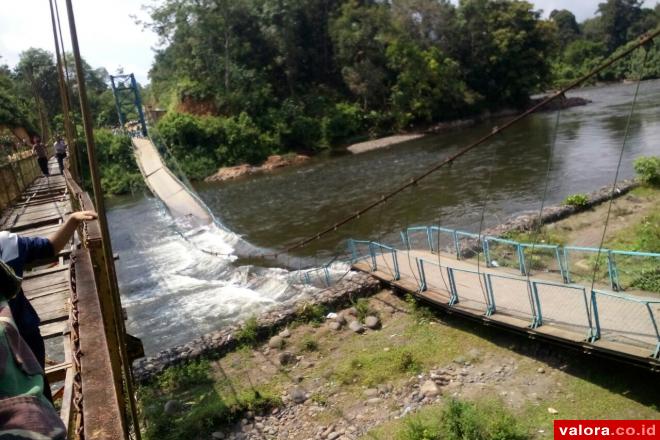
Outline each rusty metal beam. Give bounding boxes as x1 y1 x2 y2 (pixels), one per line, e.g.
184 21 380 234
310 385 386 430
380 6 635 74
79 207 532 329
73 248 126 439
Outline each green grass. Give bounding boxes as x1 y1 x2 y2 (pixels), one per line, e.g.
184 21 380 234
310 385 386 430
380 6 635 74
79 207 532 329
300 335 319 352
139 358 282 440
368 399 529 440
235 316 259 347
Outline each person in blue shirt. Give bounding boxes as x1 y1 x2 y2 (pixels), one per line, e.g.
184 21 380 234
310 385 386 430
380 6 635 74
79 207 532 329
0 210 97 401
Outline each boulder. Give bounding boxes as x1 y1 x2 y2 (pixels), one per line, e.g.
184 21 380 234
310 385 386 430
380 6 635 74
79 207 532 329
269 336 284 349
349 320 364 333
364 315 380 329
420 380 440 398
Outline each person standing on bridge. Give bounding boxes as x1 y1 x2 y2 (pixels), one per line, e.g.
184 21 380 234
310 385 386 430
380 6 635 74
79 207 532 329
0 210 97 403
53 136 67 175
31 136 49 177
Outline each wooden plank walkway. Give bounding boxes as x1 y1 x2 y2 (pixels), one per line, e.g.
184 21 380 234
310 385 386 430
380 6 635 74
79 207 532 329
353 246 660 370
0 157 135 438
0 160 75 413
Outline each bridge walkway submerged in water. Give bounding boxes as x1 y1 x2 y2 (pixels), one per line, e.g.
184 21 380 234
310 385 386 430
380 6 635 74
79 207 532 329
349 230 660 370
132 136 213 226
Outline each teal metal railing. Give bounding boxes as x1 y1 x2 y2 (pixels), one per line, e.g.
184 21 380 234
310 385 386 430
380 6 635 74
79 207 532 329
400 226 659 293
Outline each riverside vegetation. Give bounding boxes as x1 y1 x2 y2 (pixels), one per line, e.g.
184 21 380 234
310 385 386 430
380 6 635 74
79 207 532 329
3 1 660 191
136 158 660 439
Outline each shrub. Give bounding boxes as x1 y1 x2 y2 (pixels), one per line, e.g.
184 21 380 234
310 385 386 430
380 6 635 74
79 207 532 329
354 298 373 323
440 399 528 440
235 316 259 347
631 268 660 292
215 112 273 166
295 302 326 325
321 102 364 145
300 336 319 352
563 193 589 208
634 156 660 186
395 350 420 374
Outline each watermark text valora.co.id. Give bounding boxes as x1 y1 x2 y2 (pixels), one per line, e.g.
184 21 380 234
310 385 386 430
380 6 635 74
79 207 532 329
554 420 658 439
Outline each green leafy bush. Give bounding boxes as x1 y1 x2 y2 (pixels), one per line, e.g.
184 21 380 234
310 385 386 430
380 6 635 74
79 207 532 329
321 102 365 145
631 268 660 292
634 156 660 186
563 193 589 208
94 129 144 195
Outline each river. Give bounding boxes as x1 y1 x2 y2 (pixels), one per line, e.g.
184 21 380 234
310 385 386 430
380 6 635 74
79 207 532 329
108 80 660 355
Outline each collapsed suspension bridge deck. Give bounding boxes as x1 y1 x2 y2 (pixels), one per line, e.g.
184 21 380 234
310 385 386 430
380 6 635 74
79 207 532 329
349 228 660 370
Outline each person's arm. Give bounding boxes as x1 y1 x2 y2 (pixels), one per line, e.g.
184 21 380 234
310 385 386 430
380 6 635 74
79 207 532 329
48 211 98 254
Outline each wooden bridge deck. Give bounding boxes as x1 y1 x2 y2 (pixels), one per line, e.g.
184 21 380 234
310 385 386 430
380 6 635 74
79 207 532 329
353 248 660 370
0 158 136 438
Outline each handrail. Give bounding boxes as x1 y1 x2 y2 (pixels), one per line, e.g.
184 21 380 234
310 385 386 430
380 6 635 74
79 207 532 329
403 226 659 291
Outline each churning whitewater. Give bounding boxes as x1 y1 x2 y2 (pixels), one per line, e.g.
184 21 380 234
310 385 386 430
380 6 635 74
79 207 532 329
107 194 335 355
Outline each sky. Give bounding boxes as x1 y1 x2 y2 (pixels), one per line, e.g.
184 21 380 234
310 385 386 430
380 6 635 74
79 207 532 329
1 0 659 85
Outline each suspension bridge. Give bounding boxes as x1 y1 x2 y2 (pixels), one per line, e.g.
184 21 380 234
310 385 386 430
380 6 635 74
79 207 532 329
346 227 660 370
1 0 660 437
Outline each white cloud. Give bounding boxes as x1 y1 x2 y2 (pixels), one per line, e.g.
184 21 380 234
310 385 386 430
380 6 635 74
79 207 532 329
0 0 158 84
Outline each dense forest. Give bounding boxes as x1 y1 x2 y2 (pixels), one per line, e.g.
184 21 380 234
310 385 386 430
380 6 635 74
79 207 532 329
146 0 660 179
2 0 660 191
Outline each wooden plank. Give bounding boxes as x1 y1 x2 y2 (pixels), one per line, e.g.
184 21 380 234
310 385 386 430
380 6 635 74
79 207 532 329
40 320 67 340
45 362 71 382
60 336 74 430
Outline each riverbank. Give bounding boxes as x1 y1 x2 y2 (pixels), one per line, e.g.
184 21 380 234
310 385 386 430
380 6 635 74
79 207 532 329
137 289 659 440
346 96 590 154
132 179 647 381
134 180 659 439
205 154 311 183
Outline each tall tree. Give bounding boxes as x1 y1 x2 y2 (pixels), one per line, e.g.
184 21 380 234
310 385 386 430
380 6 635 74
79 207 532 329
456 0 555 107
596 0 644 52
550 9 580 50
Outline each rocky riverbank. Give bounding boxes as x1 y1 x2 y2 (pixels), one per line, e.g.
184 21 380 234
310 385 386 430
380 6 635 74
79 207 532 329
205 154 310 183
482 179 638 237
132 271 380 382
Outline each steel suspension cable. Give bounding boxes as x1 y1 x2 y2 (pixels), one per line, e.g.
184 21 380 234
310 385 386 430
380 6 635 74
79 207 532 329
268 28 660 257
589 48 650 298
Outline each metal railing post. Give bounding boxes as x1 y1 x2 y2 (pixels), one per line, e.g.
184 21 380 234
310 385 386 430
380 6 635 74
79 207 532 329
607 251 620 291
400 231 409 250
417 258 427 291
485 274 496 316
483 238 492 267
517 245 527 275
447 268 459 306
368 242 377 271
644 303 660 359
392 249 400 280
589 291 601 342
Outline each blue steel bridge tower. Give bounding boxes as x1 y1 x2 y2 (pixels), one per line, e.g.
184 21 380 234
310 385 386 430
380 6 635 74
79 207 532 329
109 73 148 137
